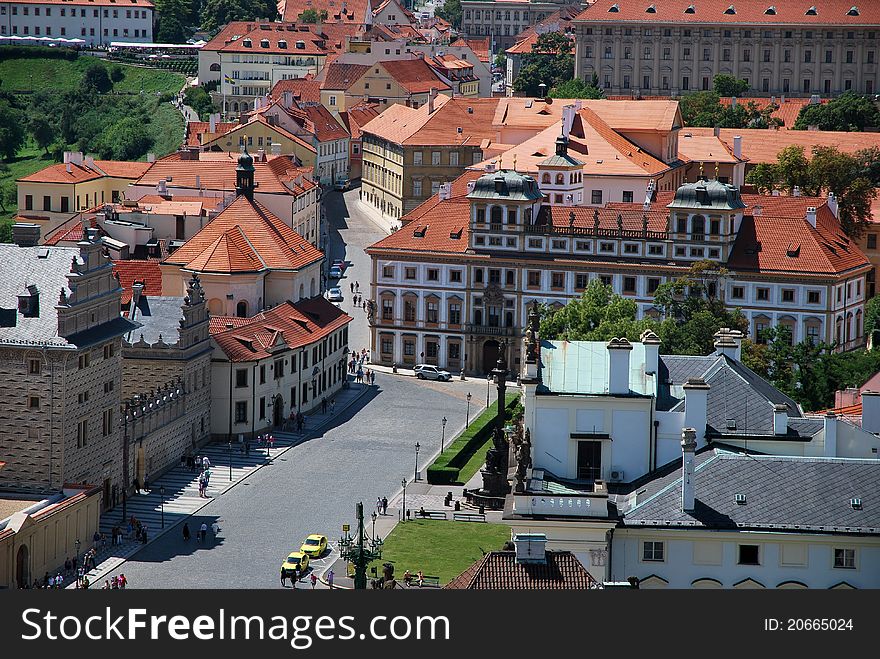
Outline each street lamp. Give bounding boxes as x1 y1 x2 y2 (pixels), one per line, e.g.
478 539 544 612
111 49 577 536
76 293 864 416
441 417 447 452
414 442 421 481
228 440 232 482
371 511 377 540
159 485 165 528
487 373 492 407
466 392 472 428
401 478 407 521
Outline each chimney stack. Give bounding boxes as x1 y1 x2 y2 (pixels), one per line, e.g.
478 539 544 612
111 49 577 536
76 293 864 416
438 182 451 201
827 192 838 218
824 412 838 457
209 113 217 133
806 207 817 228
773 404 788 435
730 96 737 109
861 391 880 434
283 91 293 108
562 103 576 138
713 327 743 360
513 533 547 564
681 428 697 512
733 135 742 159
12 223 41 247
793 185 801 197
640 329 660 376
428 87 438 114
713 125 720 137
147 153 156 163
606 337 633 395
271 142 282 156
683 378 710 445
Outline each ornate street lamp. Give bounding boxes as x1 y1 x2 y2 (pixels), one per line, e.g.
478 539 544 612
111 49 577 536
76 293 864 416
338 502 383 590
401 478 407 521
414 442 421 481
466 392 472 428
441 417 447 452
227 440 232 482
486 372 492 407
371 511 377 540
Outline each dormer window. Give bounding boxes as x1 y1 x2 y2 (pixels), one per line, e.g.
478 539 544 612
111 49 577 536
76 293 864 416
18 284 39 318
296 40 305 49
260 39 269 48
646 4 656 12
278 40 287 48
242 39 252 47
725 5 736 14
847 6 859 16
764 5 776 14
685 4 695 13
805 6 817 15
608 3 619 11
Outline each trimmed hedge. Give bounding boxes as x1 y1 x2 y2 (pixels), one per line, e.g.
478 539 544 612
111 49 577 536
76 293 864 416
0 45 79 61
427 394 520 485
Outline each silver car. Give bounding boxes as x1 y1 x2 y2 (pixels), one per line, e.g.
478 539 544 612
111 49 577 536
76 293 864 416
413 364 452 381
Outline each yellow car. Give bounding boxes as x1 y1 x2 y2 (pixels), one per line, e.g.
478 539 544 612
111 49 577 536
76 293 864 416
300 534 328 558
281 552 309 576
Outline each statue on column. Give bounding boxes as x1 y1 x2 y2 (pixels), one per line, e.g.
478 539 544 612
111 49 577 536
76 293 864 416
525 301 540 364
514 428 533 493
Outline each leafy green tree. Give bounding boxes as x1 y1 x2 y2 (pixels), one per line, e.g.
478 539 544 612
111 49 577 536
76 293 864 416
299 8 320 22
436 0 462 30
793 92 880 131
0 220 12 244
0 100 26 161
96 117 154 160
713 74 750 97
109 65 125 84
864 295 880 342
680 91 772 128
513 32 573 97
550 76 605 99
154 0 196 42
200 0 278 31
184 86 218 120
0 181 17 215
28 114 56 155
82 63 112 94
493 53 507 69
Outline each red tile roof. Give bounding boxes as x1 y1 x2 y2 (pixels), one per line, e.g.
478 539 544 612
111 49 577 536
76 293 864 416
272 77 323 105
281 0 371 23
381 58 451 94
458 37 490 63
18 160 151 184
339 102 382 141
185 121 239 147
113 260 163 304
444 551 600 590
202 117 318 155
202 21 333 55
43 216 99 246
575 0 880 25
361 95 500 145
212 297 352 362
319 62 370 90
164 194 324 273
303 104 350 142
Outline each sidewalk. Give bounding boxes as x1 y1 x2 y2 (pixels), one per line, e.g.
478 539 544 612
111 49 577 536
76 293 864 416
64 379 373 589
354 198 400 235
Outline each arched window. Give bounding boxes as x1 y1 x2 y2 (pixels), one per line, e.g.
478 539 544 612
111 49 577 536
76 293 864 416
299 284 304 300
310 278 316 297
691 214 706 236
541 172 551 184
210 63 221 72
233 102 240 112
236 300 248 318
555 173 564 185
490 206 503 225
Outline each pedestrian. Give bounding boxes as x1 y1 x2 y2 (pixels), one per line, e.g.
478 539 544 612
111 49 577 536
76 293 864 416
141 525 148 544
202 455 211 470
382 496 388 515
269 434 275 450
183 522 190 541
119 574 127 589
310 573 317 589
292 566 299 585
200 523 208 543
330 399 335 414
322 397 327 413
417 570 424 588
370 370 376 385
327 569 334 589
377 496 382 513
64 557 71 574
47 575 54 588
350 282 354 293
103 580 110 590
281 567 287 587
211 521 220 538
355 281 360 292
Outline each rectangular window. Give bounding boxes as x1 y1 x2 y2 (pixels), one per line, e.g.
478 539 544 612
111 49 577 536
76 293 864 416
413 151 422 165
427 269 439 282
450 151 459 166
274 359 284 379
647 278 660 294
449 303 461 325
833 548 855 569
623 244 639 254
431 151 441 165
575 273 589 290
405 268 416 280
648 245 664 255
259 397 266 420
426 301 439 323
450 270 462 283
29 396 40 410
591 190 603 205
28 359 41 375
383 265 394 278
77 419 88 448
235 369 247 388
782 289 795 303
599 242 614 253
102 408 113 436
576 241 591 251
599 275 612 287
551 272 564 289
622 191 633 203
642 541 664 562
623 277 637 294
78 353 90 369
756 288 770 301
732 286 745 299
808 291 820 304
551 239 567 250
235 401 248 423
527 271 541 288
738 544 760 565
259 365 266 385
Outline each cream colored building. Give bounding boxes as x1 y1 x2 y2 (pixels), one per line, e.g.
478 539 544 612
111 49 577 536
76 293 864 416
573 0 880 97
461 0 578 51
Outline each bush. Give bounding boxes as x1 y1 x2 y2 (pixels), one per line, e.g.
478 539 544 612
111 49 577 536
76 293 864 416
0 46 79 61
426 395 520 485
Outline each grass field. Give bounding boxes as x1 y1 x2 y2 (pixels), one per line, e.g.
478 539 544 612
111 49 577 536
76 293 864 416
370 520 510 585
0 57 184 94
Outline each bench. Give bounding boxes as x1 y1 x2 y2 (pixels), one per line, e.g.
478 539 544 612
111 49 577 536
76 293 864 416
453 512 486 523
407 575 440 588
415 509 447 521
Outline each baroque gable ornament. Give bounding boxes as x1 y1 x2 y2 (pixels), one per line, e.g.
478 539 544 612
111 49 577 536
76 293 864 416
483 283 505 306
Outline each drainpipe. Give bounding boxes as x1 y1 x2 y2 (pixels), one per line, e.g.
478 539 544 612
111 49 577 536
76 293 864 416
606 527 614 585
227 362 233 443
252 362 258 441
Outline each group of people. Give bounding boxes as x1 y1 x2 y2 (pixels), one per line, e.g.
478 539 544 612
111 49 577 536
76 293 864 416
197 455 212 498
375 496 389 515
280 567 320 589
402 570 425 588
288 410 306 433
349 348 376 386
257 432 277 450
99 575 128 590
126 515 150 544
320 397 336 415
182 520 219 544
109 525 126 546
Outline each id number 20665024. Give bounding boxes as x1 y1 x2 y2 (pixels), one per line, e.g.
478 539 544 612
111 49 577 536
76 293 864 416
764 619 853 631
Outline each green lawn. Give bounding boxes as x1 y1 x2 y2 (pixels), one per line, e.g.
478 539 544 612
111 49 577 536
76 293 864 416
456 435 493 485
0 143 53 223
371 520 510 585
0 57 184 94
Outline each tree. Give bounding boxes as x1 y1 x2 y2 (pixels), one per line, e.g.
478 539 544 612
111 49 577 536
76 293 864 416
0 100 26 161
0 220 12 244
493 53 507 70
109 65 125 84
0 181 17 215
513 32 573 97
28 114 56 155
793 92 880 131
154 0 196 43
713 73 750 97
96 117 154 161
299 8 320 22
679 91 772 128
82 63 112 94
436 0 462 30
184 86 218 120
865 295 880 342
550 76 605 99
200 0 278 31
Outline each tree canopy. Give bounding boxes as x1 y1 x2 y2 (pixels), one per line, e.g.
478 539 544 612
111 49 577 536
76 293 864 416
793 92 880 131
679 91 775 128
436 0 462 30
82 63 112 94
713 73 750 97
184 86 218 121
513 32 573 97
0 99 26 161
200 0 278 31
550 75 605 99
745 145 878 238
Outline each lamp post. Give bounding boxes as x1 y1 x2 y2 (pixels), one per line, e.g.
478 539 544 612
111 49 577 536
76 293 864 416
371 511 377 541
414 442 421 481
401 478 407 521
486 373 492 407
441 416 447 452
159 486 165 528
466 392 472 428
338 502 383 590
227 440 232 482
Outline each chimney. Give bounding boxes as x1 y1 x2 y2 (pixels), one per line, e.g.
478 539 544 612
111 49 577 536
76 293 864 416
466 180 476 193
781 94 786 103
157 179 168 196
810 94 821 105
730 96 737 109
824 412 838 457
66 162 72 174
209 114 216 133
773 404 788 435
195 175 201 190
731 136 743 161
84 155 95 170
827 192 838 218
793 185 801 197
428 87 437 113
64 151 71 164
713 327 743 360
513 533 547 564
683 378 710 444
770 95 776 104
271 142 282 156
257 148 266 162
283 91 293 108
640 329 660 376
606 337 633 395
681 428 697 512
147 153 156 163
561 103 576 138
806 207 817 228
861 391 880 434
130 281 144 310
807 124 819 131
713 125 720 137
68 151 83 166
438 182 451 201
12 222 41 247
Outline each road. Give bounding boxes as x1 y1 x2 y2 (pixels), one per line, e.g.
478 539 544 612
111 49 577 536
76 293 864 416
102 186 490 588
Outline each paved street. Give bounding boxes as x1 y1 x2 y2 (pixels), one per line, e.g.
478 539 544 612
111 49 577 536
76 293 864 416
98 186 493 589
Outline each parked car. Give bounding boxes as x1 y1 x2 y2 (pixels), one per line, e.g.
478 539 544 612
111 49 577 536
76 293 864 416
327 287 343 302
413 364 452 381
333 177 350 191
300 534 328 558
281 551 310 576
329 265 343 279
332 259 348 272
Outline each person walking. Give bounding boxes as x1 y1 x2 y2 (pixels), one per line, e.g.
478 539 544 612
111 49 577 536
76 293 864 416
199 523 208 543
281 567 287 587
370 370 376 385
382 496 388 515
330 399 335 414
326 569 334 589
310 573 317 589
202 455 211 470
182 523 190 541
350 282 354 294
355 281 360 293
321 397 327 414
376 496 382 514
211 521 220 539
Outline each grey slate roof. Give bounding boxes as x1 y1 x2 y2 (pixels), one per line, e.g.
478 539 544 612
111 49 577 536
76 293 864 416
467 169 543 202
623 450 880 535
666 178 747 211
0 244 78 347
125 296 185 346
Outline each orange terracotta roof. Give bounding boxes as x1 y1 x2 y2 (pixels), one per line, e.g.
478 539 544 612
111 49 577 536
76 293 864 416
339 102 382 141
718 96 828 129
18 159 150 184
185 121 238 147
678 132 740 164
212 297 352 362
320 62 370 90
362 95 501 146
686 127 880 164
164 194 323 273
381 58 451 94
209 315 253 334
204 21 333 55
506 33 539 55
492 97 568 131
135 194 225 211
460 37 490 62
583 99 682 133
94 161 153 179
202 117 317 154
138 153 312 195
575 0 880 25
281 0 371 23
303 104 350 142
271 77 323 105
113 260 163 304
444 550 599 590
43 216 100 246
816 403 863 416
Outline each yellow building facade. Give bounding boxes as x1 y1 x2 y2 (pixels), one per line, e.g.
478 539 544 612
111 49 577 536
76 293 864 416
200 119 317 169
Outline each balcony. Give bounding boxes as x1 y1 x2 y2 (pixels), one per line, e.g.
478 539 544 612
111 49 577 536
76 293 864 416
466 324 516 336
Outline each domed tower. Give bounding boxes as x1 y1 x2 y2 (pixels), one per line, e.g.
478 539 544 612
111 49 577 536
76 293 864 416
466 165 544 251
236 145 256 200
537 132 584 206
667 178 746 264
